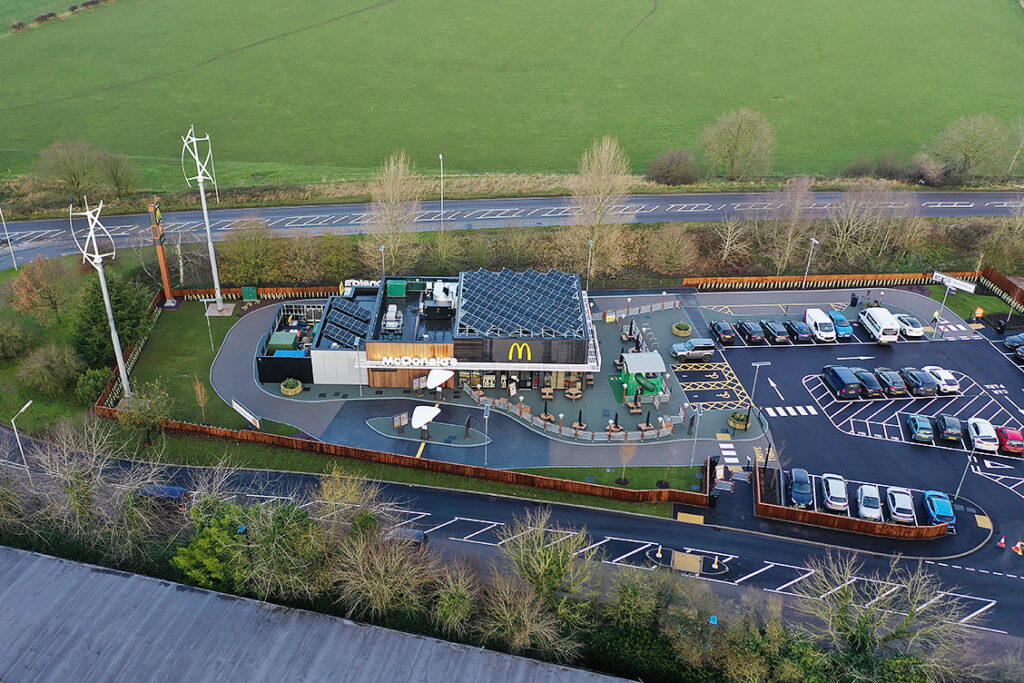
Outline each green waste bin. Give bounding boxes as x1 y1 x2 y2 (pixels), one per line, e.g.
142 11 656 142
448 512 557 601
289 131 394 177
242 286 258 301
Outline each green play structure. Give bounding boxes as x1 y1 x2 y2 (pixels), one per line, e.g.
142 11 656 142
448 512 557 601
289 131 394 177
618 351 667 396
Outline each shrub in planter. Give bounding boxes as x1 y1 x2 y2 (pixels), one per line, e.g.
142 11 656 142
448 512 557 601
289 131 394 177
671 322 692 337
280 378 302 396
727 410 750 430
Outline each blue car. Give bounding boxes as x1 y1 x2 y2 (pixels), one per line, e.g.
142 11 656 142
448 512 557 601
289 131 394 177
923 490 956 532
828 311 854 339
906 414 933 443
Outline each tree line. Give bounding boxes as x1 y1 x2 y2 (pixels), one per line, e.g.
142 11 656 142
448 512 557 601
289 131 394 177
0 419 1015 683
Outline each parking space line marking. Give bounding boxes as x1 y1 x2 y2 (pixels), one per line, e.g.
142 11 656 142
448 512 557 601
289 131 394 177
576 538 609 554
774 569 816 592
422 518 460 534
610 542 655 564
733 563 775 584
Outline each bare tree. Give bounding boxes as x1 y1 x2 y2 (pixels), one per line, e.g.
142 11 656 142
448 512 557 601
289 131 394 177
218 221 283 286
103 154 140 199
497 507 597 630
616 443 637 486
359 150 422 275
711 214 750 262
647 223 701 276
314 466 402 545
38 141 106 200
1009 116 1024 177
794 552 981 682
192 375 209 422
501 223 533 269
432 560 480 638
764 176 814 275
117 380 174 444
11 255 80 321
478 573 577 661
559 136 634 277
927 114 1010 179
699 108 775 180
826 181 924 264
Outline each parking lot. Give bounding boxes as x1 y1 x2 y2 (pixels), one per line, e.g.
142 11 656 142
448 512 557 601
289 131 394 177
803 371 1023 452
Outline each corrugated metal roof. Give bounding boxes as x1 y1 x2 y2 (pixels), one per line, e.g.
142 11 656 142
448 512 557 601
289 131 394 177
0 547 621 682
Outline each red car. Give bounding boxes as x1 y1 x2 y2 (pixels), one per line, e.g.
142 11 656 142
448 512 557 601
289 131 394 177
997 427 1024 455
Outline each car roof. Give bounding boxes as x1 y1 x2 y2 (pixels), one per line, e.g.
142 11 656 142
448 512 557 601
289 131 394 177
998 427 1023 437
791 467 809 479
858 483 880 495
968 417 993 427
924 490 953 509
938 414 960 424
888 487 912 497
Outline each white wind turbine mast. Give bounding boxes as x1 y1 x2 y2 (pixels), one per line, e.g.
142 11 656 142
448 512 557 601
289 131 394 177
182 125 224 312
70 197 131 399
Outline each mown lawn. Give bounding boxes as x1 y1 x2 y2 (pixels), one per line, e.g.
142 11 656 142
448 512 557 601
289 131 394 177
2 0 1024 188
923 284 1011 320
515 465 701 492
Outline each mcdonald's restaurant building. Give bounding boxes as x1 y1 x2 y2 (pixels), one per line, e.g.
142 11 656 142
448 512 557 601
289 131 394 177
256 268 602 392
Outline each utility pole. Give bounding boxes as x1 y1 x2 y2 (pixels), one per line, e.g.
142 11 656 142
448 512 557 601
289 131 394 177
70 198 131 398
182 125 224 312
801 237 820 289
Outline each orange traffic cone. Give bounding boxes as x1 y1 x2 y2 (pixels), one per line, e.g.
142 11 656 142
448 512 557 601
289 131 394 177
1014 541 1023 557
998 536 1006 549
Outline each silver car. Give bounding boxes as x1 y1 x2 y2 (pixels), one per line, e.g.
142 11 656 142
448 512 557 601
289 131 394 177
886 487 915 524
820 473 849 513
922 365 959 394
896 314 924 338
967 417 999 453
856 484 883 521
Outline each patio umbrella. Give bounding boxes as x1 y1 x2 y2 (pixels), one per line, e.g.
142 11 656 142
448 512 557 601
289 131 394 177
633 336 641 352
426 368 454 390
614 412 619 428
543 400 549 415
577 409 583 425
645 410 651 426
411 405 441 429
634 388 641 404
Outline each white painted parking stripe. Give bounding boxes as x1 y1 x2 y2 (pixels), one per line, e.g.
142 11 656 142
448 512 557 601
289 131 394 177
610 542 654 564
765 407 777 417
733 563 775 584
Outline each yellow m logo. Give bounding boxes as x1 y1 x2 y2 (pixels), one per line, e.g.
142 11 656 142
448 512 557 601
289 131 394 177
508 342 532 361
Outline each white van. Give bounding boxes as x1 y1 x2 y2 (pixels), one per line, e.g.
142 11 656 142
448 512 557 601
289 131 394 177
804 308 836 343
858 307 900 344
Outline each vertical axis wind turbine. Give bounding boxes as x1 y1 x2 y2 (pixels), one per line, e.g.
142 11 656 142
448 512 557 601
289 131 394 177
182 125 224 312
70 198 132 398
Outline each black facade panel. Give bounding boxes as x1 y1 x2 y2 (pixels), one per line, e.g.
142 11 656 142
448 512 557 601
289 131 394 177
256 356 314 384
453 338 587 364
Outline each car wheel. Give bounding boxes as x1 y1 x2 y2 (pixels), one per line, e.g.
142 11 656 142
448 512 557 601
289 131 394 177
701 355 711 362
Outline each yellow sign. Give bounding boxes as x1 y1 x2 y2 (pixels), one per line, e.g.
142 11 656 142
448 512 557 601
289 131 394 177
508 342 532 361
974 306 985 319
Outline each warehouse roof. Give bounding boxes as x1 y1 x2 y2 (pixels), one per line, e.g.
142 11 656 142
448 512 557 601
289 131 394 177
0 547 620 682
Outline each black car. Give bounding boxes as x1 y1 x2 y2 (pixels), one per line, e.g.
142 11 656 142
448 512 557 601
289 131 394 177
709 320 737 345
759 319 789 344
737 320 765 344
849 367 883 398
899 367 939 396
788 468 813 508
873 367 907 396
1005 333 1024 350
935 414 964 441
784 319 813 343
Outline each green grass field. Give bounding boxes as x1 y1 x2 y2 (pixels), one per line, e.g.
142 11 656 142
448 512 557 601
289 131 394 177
515 466 700 492
923 285 1010 320
2 0 1024 190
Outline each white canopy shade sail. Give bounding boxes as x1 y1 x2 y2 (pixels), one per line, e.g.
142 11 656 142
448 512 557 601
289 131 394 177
425 369 454 390
411 405 441 430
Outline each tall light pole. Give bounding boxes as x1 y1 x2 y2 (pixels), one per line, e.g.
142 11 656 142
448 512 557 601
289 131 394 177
11 400 32 475
439 153 444 238
380 244 386 280
748 361 771 424
182 125 224 312
801 237 820 289
955 443 977 500
70 198 132 399
688 402 704 468
0 204 16 270
586 239 594 291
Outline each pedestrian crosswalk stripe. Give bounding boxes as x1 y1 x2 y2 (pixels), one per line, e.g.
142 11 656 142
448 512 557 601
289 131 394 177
806 405 818 415
765 405 818 417
765 407 777 417
795 406 807 415
786 407 798 416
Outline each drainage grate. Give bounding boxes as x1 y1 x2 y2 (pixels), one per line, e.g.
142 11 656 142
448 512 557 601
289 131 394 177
302 387 311 392
341 393 349 399
333 392 340 397
375 390 383 395
402 389 411 394
318 393 327 398
453 391 462 398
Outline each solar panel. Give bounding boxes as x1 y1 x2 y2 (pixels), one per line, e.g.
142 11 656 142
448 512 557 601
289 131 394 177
322 323 362 349
333 298 371 322
456 268 585 338
337 316 368 336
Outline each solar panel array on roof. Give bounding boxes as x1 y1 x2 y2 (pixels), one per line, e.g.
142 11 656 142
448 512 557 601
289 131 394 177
320 297 371 349
456 269 585 339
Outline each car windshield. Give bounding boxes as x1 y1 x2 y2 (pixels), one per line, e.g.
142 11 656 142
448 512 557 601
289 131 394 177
793 481 811 494
863 496 880 508
834 316 848 325
818 322 834 332
1009 439 1024 447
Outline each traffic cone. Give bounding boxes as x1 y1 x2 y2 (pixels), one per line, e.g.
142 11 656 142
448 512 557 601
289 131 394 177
998 536 1006 549
1014 541 1023 557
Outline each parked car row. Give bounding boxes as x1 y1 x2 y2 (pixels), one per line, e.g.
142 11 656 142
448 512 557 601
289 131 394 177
786 468 956 530
711 309 855 346
905 413 1024 454
1003 333 1024 362
822 364 959 399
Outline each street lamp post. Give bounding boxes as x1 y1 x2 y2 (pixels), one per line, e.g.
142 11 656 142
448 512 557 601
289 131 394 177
586 239 594 291
0 204 16 270
380 244 386 280
11 400 32 477
801 237 820 289
748 361 771 425
954 444 977 500
439 154 444 238
200 297 216 352
688 402 703 468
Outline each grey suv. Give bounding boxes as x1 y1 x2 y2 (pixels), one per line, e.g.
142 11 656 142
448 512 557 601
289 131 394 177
670 338 716 362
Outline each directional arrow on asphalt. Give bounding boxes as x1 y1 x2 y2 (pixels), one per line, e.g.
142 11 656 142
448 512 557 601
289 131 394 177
767 378 784 401
984 460 1015 470
836 356 875 361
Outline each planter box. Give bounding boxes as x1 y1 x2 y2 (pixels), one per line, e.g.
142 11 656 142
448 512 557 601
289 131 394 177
672 324 692 337
281 381 302 397
727 414 749 431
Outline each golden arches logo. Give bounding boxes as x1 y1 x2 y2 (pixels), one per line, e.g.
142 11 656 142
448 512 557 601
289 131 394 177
508 342 532 361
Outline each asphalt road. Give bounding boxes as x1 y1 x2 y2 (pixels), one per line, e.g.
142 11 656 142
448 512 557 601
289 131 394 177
2 189 1023 270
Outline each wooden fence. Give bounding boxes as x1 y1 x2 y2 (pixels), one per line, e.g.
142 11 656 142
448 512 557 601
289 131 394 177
980 266 1024 313
753 464 947 539
680 270 979 291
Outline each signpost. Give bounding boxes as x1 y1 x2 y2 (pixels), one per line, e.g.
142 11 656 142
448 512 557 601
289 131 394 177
392 411 409 433
932 271 977 339
231 399 261 430
483 404 490 467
